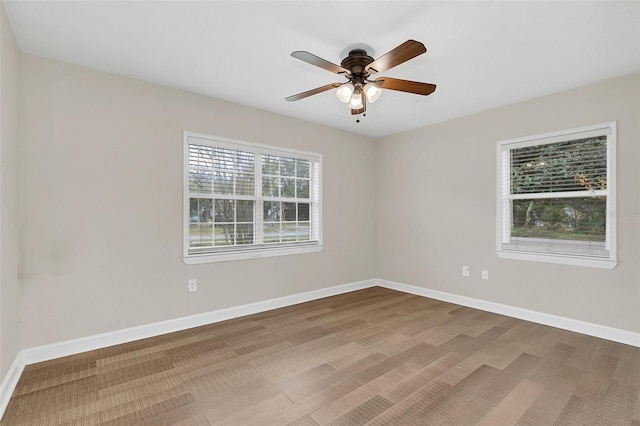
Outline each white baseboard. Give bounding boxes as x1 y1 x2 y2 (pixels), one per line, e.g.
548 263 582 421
377 278 640 348
0 278 376 420
0 352 25 420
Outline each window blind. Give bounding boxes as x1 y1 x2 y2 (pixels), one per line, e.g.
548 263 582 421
497 124 615 265
186 135 321 258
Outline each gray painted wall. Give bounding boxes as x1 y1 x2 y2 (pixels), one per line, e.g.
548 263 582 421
0 1 21 379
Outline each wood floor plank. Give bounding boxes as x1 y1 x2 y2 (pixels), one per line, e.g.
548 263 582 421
326 394 392 426
524 327 567 358
633 386 640 423
1 286 638 426
255 378 362 425
353 341 433 384
285 354 383 403
476 378 544 426
266 343 364 384
516 363 582 425
440 394 494 426
134 377 279 426
479 352 541 405
614 344 640 388
555 394 599 424
565 334 604 371
212 393 293 425
286 415 320 426
380 352 464 403
308 363 413 424
591 379 637 425
573 352 620 401
169 412 211 426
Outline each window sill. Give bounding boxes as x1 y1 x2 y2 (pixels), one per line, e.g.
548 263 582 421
497 250 617 269
184 244 322 264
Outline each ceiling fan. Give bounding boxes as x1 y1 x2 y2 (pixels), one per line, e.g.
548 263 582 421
286 40 436 121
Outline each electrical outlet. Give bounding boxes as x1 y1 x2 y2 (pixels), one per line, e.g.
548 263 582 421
188 279 197 292
462 266 470 277
482 270 489 280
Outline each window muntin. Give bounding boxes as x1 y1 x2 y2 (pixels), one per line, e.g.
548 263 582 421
184 133 321 261
497 123 616 268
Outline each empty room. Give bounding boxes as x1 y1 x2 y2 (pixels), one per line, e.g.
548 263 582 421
1 1 639 425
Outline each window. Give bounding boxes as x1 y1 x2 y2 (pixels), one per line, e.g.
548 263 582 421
497 122 616 269
184 132 321 263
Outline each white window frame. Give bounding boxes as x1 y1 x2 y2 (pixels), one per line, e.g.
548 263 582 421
183 131 322 264
496 122 617 269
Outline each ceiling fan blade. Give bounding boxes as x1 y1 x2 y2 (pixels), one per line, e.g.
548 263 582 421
375 77 436 96
365 40 427 74
285 83 342 102
291 51 351 75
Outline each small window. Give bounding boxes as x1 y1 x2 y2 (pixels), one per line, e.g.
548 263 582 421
497 122 616 269
184 132 322 263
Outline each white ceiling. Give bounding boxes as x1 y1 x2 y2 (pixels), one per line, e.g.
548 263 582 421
4 1 640 138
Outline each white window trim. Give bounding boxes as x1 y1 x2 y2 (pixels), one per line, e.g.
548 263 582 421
183 131 323 264
496 122 617 269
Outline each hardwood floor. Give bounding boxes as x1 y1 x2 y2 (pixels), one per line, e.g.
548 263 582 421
2 287 639 425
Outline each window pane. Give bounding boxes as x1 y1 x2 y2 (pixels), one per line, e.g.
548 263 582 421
262 176 279 197
202 199 213 223
236 173 254 196
280 157 296 176
281 222 297 242
189 223 213 248
213 147 235 170
236 224 254 245
190 198 199 222
235 151 254 172
215 199 234 223
511 197 606 242
214 224 234 246
189 198 213 223
262 154 279 175
282 202 296 221
298 222 310 241
264 223 280 243
264 201 280 222
298 203 310 221
296 159 310 178
213 171 234 195
189 145 213 194
205 149 256 196
282 178 296 198
190 169 212 194
297 179 309 198
237 200 254 222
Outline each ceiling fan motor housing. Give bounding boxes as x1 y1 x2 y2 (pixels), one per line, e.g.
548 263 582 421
341 49 374 82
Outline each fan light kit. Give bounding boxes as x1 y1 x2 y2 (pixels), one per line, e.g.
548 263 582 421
286 40 436 123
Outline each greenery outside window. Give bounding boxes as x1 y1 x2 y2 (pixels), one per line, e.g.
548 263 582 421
184 132 322 263
497 122 616 269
